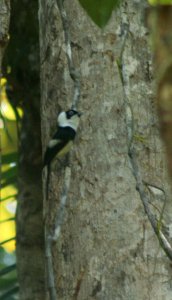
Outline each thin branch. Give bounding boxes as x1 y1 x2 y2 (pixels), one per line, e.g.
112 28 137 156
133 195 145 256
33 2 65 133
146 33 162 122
45 233 57 300
56 0 81 109
145 181 167 222
52 166 71 241
46 167 71 300
119 23 172 261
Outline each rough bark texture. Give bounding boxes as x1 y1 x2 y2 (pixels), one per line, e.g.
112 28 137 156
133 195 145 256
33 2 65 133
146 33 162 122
3 0 45 299
39 0 172 299
0 0 10 76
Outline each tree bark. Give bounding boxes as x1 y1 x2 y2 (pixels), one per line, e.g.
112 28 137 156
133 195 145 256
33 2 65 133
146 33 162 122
3 0 45 299
0 1 10 76
39 0 172 299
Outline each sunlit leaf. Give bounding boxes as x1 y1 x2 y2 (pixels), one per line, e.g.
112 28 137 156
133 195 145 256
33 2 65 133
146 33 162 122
1 87 23 121
0 213 16 252
0 237 15 246
1 186 17 198
149 0 172 4
0 218 15 224
0 78 7 86
0 195 17 202
78 0 121 28
0 112 13 143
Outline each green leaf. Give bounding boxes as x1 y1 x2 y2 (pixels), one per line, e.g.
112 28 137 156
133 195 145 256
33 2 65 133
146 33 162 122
1 177 17 188
0 264 16 277
2 153 18 165
0 237 16 246
78 0 121 28
2 166 17 179
149 0 172 4
2 166 17 182
0 278 17 291
0 286 19 300
0 194 17 202
0 113 14 144
0 218 15 224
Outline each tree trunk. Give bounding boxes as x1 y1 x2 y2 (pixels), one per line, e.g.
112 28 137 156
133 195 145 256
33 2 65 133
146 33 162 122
39 0 172 299
3 0 45 299
0 1 10 77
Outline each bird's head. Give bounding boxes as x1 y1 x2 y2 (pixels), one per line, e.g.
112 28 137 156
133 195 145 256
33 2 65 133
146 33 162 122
57 109 81 131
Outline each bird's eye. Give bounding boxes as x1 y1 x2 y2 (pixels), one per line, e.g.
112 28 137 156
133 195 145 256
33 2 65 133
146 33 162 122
66 110 78 119
67 110 76 118
68 110 74 116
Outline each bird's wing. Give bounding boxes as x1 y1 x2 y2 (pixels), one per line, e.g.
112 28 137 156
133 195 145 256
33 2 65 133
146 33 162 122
43 139 67 166
43 127 76 166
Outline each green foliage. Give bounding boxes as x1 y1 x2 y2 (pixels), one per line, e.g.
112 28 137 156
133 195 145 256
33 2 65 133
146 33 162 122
2 153 18 165
0 278 17 290
2 166 18 186
0 121 18 297
1 152 18 189
0 238 16 247
1 178 17 189
1 195 17 203
78 0 121 28
0 265 16 277
0 286 19 300
149 0 172 4
0 249 18 300
0 218 15 224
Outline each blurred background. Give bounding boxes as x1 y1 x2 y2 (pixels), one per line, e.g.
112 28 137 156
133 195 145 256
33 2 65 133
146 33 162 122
0 76 22 299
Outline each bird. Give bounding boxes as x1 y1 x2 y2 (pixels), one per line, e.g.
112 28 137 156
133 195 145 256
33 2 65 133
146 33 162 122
43 109 81 167
43 109 81 200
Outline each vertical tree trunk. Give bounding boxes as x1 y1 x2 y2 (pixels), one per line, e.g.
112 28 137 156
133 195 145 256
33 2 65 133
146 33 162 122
39 0 172 299
3 1 45 299
0 1 10 77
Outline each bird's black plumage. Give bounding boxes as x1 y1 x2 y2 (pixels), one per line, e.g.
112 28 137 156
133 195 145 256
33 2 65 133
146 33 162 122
43 126 76 166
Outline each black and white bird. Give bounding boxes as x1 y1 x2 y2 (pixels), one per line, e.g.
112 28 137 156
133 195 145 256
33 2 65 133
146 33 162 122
43 109 81 167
